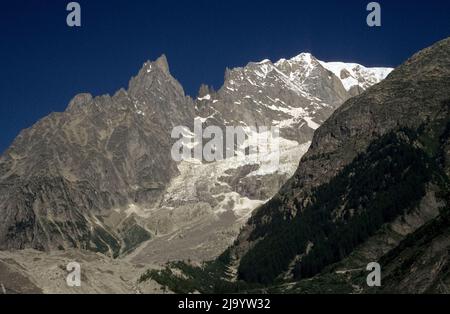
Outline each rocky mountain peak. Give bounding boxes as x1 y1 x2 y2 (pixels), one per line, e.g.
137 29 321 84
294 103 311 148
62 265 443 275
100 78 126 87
283 52 316 64
66 93 93 112
154 54 170 75
139 54 171 75
198 84 213 98
128 54 185 98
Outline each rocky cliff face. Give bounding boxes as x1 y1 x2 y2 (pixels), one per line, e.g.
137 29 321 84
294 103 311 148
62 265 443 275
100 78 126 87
197 53 353 143
0 55 195 256
229 38 450 288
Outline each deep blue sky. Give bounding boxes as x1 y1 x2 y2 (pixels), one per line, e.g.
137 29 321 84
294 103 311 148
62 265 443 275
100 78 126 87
1 0 449 154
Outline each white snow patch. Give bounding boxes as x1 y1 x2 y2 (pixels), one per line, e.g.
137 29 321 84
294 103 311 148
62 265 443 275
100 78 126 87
198 94 211 101
303 117 320 130
257 59 271 65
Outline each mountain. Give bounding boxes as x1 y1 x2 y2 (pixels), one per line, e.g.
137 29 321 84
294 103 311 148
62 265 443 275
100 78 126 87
0 48 391 267
196 53 391 143
0 55 195 256
226 37 450 289
135 38 449 295
123 53 392 264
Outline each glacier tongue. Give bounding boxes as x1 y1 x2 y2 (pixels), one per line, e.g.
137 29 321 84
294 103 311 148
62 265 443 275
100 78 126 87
128 138 311 264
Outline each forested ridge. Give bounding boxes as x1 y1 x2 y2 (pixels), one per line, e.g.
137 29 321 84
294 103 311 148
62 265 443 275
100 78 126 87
238 125 449 284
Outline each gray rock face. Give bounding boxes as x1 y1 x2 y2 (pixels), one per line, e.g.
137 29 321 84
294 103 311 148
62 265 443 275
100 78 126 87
196 53 352 143
0 50 391 262
0 55 195 255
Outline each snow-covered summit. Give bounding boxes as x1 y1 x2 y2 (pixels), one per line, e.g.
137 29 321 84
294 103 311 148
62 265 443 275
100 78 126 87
318 60 393 91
